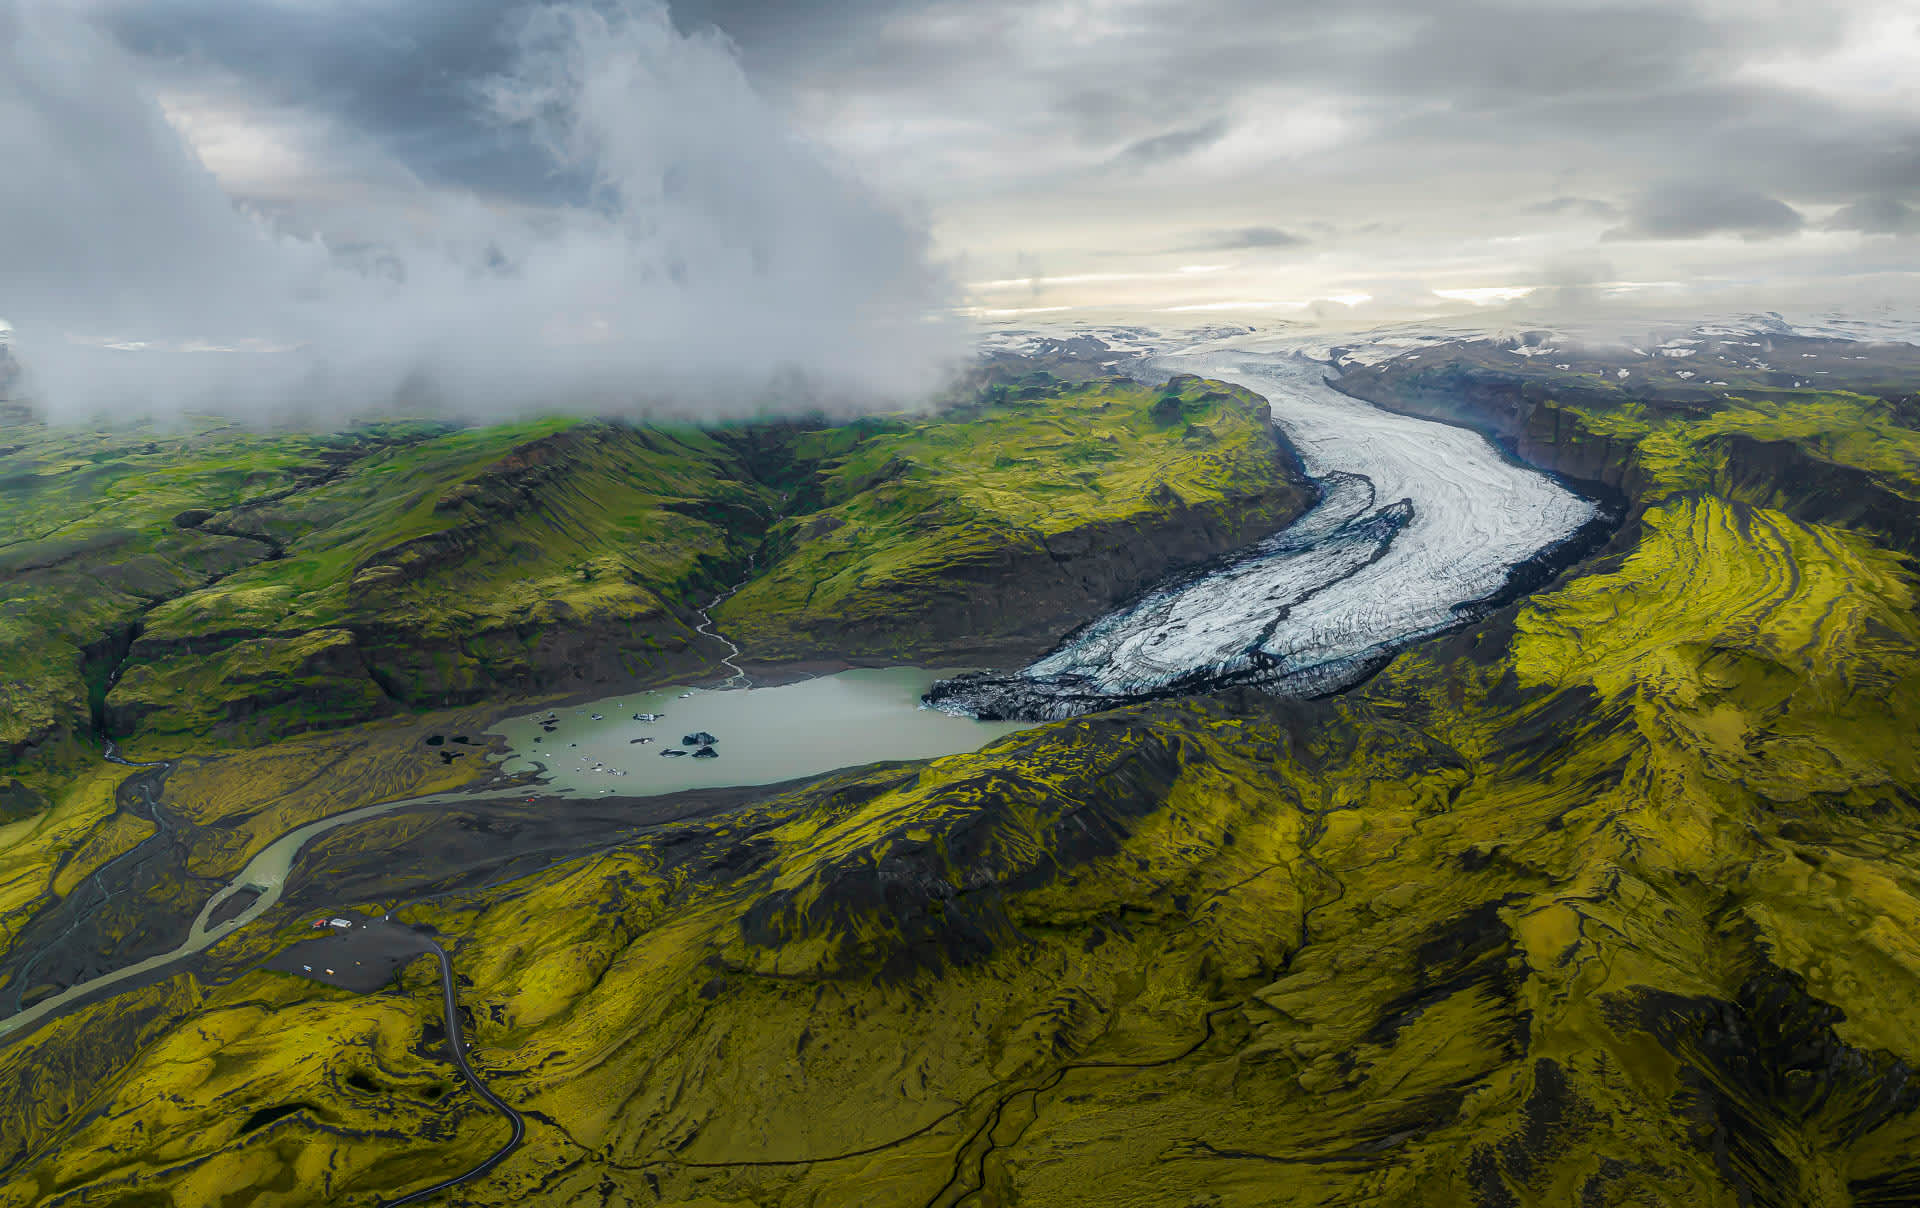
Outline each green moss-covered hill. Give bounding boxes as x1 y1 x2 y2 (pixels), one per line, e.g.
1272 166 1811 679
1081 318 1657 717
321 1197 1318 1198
0 410 769 788
0 370 1308 804
716 373 1310 661
4 341 1920 1206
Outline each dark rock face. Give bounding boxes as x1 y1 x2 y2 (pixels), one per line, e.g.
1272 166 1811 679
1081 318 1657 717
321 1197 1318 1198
1334 361 1661 497
737 713 1189 981
721 372 1317 669
0 778 45 824
928 354 1615 723
1619 969 1920 1207
926 480 1416 719
762 482 1319 670
1709 433 1920 557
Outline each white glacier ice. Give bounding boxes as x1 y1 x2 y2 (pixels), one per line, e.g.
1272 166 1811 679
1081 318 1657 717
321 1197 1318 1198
929 340 1605 719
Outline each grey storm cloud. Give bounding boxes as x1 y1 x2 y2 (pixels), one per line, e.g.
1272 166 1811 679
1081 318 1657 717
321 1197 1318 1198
99 0 918 205
0 0 962 423
1603 185 1807 241
102 0 571 204
741 0 1919 297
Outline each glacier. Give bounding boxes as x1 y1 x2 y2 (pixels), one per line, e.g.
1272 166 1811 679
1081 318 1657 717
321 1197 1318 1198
928 342 1609 720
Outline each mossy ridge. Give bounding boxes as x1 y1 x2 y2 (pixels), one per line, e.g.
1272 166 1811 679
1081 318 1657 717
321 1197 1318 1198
0 706 498 1019
716 373 1312 662
11 352 1920 1205
106 421 776 751
0 409 501 782
0 405 784 776
12 471 1920 1205
0 411 386 783
0 766 132 962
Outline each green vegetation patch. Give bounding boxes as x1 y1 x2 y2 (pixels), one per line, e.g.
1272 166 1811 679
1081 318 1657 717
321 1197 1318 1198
16 469 1920 1204
716 374 1310 660
0 409 778 769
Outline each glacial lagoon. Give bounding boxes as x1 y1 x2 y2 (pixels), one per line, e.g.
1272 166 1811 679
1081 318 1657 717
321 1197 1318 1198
490 667 1036 797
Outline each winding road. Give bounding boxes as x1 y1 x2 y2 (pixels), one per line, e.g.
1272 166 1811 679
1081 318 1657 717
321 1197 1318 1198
2 753 533 1205
3 340 1610 1202
378 939 526 1208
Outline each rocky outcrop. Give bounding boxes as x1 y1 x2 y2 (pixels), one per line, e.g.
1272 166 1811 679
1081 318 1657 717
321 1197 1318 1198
12 371 1303 765
942 485 1313 658
739 482 1314 668
103 628 388 739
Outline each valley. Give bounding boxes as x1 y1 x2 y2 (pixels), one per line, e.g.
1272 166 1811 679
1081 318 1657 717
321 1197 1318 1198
2 326 1920 1207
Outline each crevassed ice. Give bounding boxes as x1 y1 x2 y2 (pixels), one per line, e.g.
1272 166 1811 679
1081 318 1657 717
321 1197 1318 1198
931 346 1601 717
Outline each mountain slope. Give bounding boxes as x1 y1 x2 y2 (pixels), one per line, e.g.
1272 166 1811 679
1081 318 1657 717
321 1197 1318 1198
0 368 1311 797
4 344 1920 1206
717 373 1314 663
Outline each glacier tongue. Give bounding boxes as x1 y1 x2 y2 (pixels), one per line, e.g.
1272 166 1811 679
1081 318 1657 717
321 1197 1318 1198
928 346 1606 721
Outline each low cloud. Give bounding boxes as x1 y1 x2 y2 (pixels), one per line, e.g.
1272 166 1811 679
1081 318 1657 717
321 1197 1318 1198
0 1 962 424
1827 196 1920 235
1510 259 1621 314
1113 118 1230 168
1603 183 1806 241
1184 225 1308 251
1524 197 1621 220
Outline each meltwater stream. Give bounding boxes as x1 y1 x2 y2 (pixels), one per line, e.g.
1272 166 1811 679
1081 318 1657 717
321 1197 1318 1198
930 347 1605 719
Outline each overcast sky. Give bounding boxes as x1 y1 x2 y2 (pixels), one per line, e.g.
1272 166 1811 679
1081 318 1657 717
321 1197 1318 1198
2 0 1917 414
